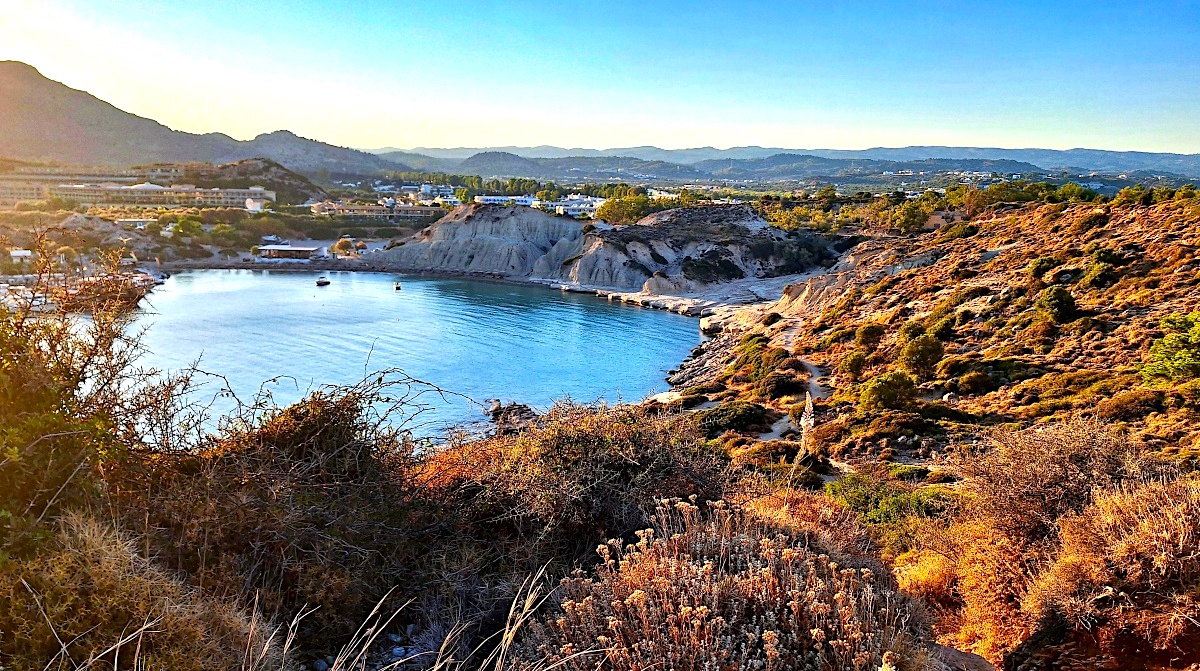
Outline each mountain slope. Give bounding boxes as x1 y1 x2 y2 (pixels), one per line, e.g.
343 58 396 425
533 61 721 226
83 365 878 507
0 60 236 165
0 61 399 174
456 151 543 177
216 130 406 174
376 151 461 173
693 154 1044 179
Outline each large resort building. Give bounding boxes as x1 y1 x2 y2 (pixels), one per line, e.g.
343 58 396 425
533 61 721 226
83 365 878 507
53 183 274 208
0 162 270 209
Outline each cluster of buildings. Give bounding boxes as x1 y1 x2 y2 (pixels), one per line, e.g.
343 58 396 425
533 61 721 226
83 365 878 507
370 182 460 206
472 193 608 218
0 163 274 210
309 200 445 221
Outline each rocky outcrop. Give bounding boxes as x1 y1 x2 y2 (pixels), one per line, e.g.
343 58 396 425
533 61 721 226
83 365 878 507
550 205 835 293
378 204 585 275
378 203 837 302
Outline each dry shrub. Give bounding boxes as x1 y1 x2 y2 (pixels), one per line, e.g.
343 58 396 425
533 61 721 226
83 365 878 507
436 402 728 544
956 418 1147 542
0 514 276 671
102 396 726 660
513 499 934 671
938 522 1034 663
1023 477 1200 665
893 550 955 609
922 418 1182 666
108 384 457 655
744 488 885 578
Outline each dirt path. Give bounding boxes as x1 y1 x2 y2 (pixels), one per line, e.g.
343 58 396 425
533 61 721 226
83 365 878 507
778 324 830 400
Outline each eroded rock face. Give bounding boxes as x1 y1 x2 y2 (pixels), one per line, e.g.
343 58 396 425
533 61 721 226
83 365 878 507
378 204 584 275
379 203 835 294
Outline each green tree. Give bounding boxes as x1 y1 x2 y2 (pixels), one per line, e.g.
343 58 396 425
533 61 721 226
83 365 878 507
898 334 944 380
859 371 918 412
855 323 887 350
890 201 929 233
1143 312 1200 382
1035 286 1076 323
174 218 203 238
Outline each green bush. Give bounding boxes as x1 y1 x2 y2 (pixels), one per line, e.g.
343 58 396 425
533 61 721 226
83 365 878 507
696 401 772 437
824 470 952 555
855 323 887 350
752 371 807 400
1027 255 1061 278
839 349 869 381
929 316 956 341
1079 262 1118 289
1094 389 1164 421
681 381 725 396
1035 286 1076 323
898 334 945 380
727 334 790 382
1088 245 1124 266
1143 312 1200 382
859 372 919 412
1073 209 1111 231
898 321 926 344
958 370 993 395
937 222 978 242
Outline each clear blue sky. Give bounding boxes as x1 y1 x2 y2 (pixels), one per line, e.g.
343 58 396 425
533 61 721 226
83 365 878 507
2 0 1198 151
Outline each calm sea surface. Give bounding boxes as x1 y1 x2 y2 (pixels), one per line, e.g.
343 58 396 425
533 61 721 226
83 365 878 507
135 270 701 434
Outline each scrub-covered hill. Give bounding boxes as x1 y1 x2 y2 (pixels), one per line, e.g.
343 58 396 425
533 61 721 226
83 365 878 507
681 189 1200 669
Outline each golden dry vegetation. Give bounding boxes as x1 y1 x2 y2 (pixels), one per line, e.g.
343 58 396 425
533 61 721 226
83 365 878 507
5 192 1200 670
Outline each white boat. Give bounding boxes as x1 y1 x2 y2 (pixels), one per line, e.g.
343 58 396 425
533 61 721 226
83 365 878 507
316 276 331 287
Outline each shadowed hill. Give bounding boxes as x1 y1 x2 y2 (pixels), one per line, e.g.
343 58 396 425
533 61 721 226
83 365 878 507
0 61 405 174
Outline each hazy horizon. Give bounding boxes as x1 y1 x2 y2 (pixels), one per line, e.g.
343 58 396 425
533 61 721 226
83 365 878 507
2 0 1198 154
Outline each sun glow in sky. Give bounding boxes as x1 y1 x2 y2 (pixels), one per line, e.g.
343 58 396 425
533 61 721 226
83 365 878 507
2 0 1198 152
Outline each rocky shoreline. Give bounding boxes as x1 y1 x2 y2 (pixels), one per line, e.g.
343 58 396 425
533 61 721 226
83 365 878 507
157 256 819 397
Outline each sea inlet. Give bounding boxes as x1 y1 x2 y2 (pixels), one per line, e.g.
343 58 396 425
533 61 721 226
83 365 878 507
136 269 702 434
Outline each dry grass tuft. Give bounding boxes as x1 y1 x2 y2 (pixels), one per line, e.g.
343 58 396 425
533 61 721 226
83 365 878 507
433 402 729 543
0 514 277 671
1023 476 1200 665
512 499 934 671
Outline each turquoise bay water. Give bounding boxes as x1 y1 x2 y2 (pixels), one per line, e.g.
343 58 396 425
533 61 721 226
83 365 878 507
135 270 700 433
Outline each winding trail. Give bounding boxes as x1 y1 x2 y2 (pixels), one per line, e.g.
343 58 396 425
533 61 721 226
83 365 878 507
778 323 830 400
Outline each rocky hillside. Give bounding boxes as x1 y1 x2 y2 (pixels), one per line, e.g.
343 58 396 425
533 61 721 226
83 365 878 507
378 204 836 295
695 196 1200 463
378 204 585 275
543 204 836 292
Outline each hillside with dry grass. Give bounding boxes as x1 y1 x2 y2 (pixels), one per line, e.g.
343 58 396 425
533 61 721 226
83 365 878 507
665 189 1200 669
4 190 1200 671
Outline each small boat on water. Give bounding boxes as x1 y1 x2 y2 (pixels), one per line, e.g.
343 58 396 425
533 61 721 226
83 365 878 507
316 276 331 287
393 281 402 291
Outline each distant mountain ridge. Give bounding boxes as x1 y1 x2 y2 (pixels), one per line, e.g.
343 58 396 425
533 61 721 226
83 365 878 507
3 60 1198 180
387 144 1200 176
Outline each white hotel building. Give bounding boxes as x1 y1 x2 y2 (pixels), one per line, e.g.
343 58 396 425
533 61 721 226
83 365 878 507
47 183 276 208
473 194 606 218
